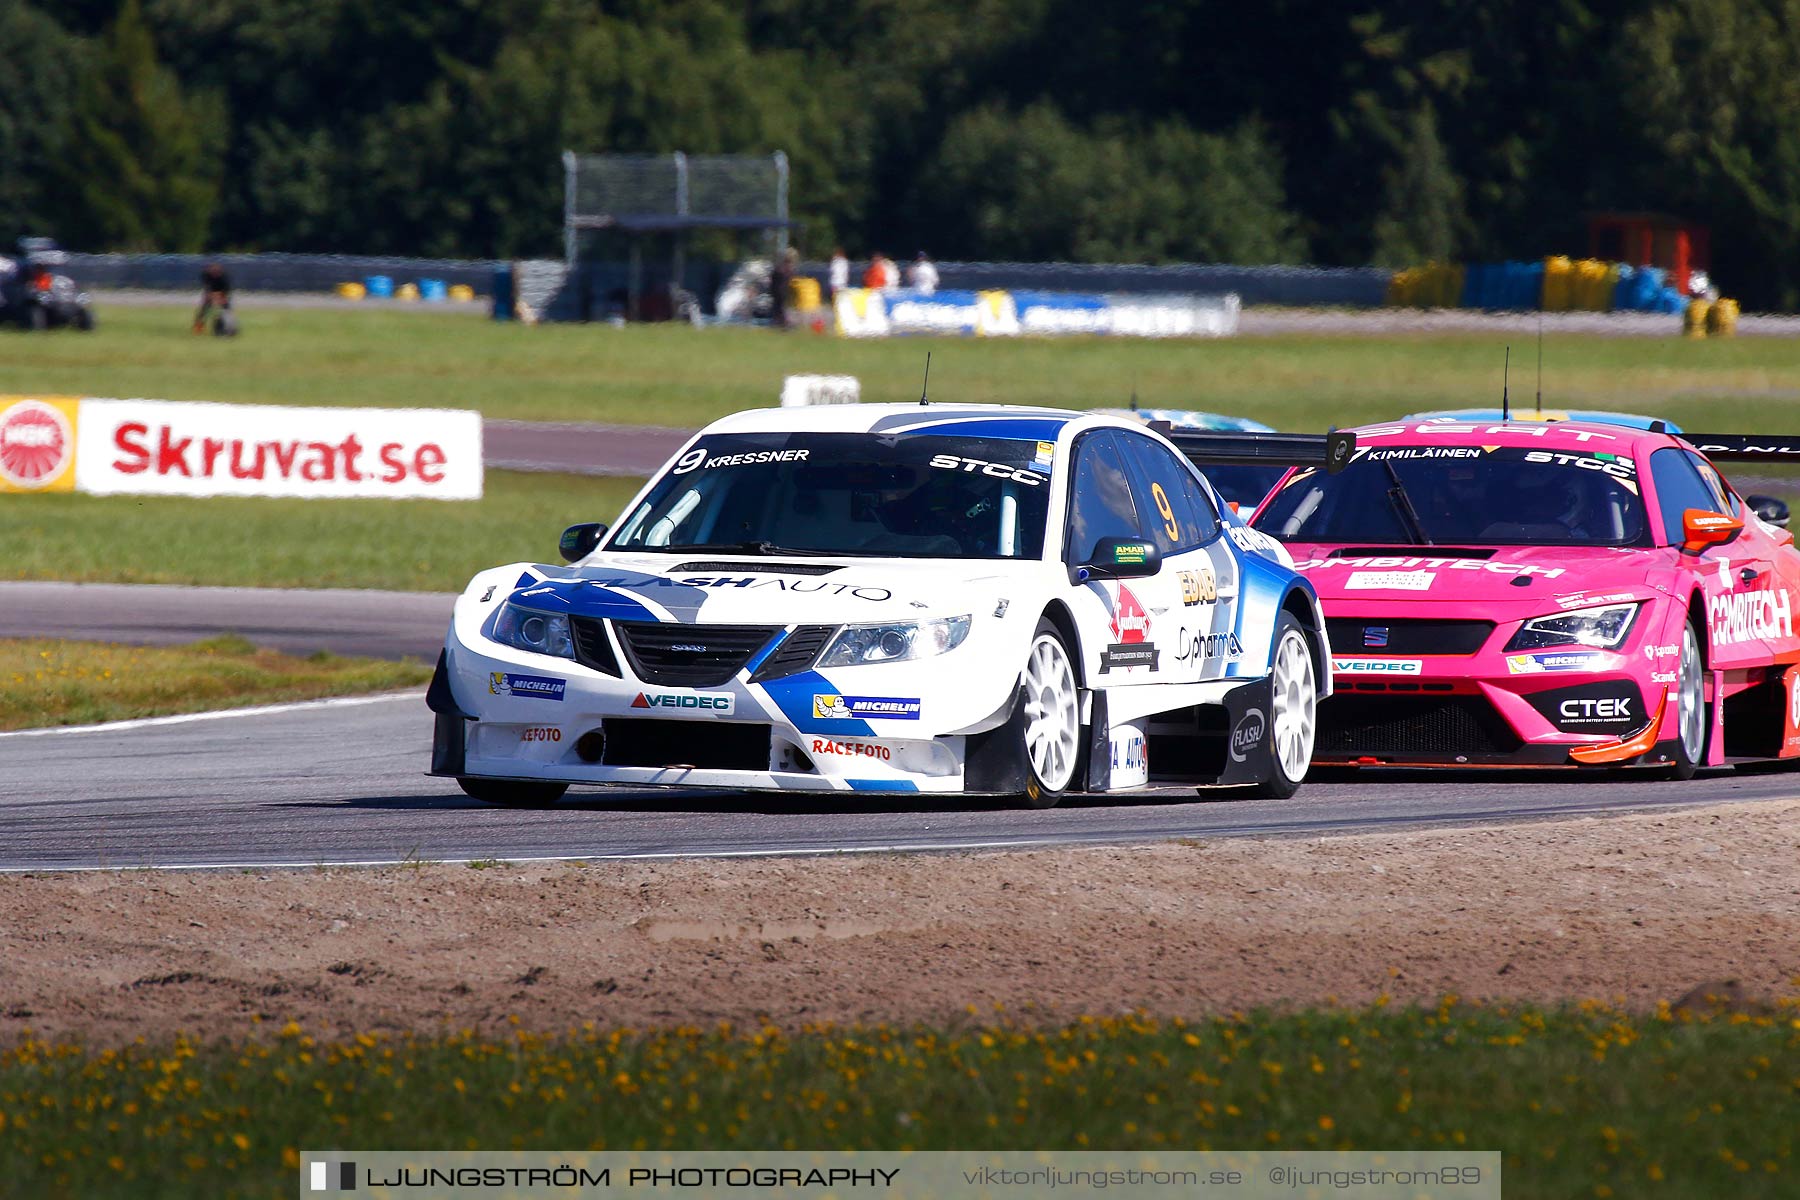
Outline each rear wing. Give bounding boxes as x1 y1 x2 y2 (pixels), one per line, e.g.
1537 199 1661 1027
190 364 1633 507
1154 426 1358 475
1680 433 1800 462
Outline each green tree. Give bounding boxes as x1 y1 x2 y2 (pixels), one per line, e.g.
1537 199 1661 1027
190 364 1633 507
1370 103 1468 266
1618 0 1800 309
55 0 225 251
0 6 84 236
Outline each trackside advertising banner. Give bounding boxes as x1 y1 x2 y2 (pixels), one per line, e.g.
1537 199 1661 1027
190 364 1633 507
0 395 482 499
833 287 1241 339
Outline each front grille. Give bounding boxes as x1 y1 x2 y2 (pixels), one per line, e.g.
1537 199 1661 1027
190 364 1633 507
1327 617 1494 656
569 616 620 676
601 719 771 769
1317 694 1520 756
613 621 779 686
748 624 838 683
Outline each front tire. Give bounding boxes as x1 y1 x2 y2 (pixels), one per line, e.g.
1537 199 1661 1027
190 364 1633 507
1249 614 1317 799
1016 621 1082 809
1665 620 1707 780
457 777 569 807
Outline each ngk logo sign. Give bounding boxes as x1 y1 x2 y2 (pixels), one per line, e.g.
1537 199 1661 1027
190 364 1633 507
0 398 78 492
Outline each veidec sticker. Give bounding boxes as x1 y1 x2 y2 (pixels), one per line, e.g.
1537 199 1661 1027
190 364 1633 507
813 694 921 720
489 672 567 701
631 691 734 713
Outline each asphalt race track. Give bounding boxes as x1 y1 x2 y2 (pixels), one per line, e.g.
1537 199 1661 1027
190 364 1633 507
2 690 1795 872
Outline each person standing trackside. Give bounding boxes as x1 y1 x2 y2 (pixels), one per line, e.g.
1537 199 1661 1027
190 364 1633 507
828 247 849 301
194 262 235 335
905 251 939 295
769 246 798 330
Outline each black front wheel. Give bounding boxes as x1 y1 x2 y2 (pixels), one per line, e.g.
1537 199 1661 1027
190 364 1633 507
456 777 569 807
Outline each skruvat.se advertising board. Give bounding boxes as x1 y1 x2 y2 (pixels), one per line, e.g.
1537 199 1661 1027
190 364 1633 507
0 395 482 499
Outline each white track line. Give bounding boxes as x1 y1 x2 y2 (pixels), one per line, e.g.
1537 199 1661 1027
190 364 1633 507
0 690 424 739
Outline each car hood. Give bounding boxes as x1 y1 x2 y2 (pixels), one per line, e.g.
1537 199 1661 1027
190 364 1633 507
1285 543 1661 609
502 554 1037 625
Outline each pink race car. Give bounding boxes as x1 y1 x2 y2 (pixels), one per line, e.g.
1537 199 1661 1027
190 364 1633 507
1249 418 1800 777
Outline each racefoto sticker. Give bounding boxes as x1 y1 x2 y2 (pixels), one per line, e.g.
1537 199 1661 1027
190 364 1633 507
1345 570 1435 591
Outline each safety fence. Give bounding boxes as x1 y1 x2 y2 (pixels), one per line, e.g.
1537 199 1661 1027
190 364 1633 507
1387 257 1725 317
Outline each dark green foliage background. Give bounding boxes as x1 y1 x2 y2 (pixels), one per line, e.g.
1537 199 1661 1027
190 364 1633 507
9 1 1800 307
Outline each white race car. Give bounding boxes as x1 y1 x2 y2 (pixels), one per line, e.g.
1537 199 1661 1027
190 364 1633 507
428 404 1348 807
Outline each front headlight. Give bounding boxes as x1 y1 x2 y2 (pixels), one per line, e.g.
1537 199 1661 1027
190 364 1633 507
1504 602 1639 652
818 615 971 668
490 602 575 659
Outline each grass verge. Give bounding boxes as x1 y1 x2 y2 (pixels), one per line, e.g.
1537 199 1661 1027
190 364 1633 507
0 636 430 730
0 470 643 592
5 305 1800 430
1 1003 1793 1199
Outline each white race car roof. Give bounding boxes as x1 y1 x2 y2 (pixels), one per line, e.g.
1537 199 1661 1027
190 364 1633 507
700 402 1098 438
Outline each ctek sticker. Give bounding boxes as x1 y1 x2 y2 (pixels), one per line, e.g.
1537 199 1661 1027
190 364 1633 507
489 672 567 701
1332 657 1423 675
1528 681 1641 732
1506 651 1609 675
631 691 734 712
1345 570 1435 591
813 694 922 720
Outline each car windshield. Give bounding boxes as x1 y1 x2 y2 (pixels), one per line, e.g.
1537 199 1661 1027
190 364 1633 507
609 431 1053 559
1198 463 1287 510
1253 444 1651 547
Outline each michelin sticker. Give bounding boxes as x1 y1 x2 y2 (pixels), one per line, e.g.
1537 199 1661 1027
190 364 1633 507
813 694 923 720
1506 651 1608 674
489 672 567 701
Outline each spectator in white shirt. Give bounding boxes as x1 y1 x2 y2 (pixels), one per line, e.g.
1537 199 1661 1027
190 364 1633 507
906 251 939 294
828 247 849 300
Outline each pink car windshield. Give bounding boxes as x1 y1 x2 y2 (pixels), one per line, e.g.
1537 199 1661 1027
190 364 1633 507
1254 445 1651 547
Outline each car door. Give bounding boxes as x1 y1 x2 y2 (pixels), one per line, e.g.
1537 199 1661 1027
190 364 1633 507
1113 431 1244 684
1063 430 1164 687
1648 447 1773 672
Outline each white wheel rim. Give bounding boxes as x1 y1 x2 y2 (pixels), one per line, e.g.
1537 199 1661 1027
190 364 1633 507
1021 634 1080 791
1271 629 1317 780
1678 625 1704 763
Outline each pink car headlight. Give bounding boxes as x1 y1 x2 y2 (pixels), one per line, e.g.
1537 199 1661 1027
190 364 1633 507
1504 602 1640 652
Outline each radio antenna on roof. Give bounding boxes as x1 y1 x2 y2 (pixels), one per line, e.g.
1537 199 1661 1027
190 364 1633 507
918 352 931 405
1536 309 1544 416
1129 373 1139 411
1502 346 1511 421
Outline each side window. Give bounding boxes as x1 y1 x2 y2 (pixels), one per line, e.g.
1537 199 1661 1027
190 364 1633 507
1687 452 1740 516
1115 432 1220 551
1066 432 1143 562
1649 448 1725 543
